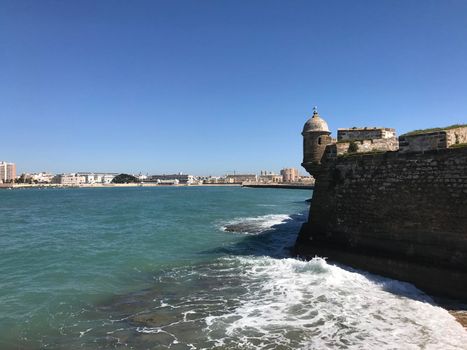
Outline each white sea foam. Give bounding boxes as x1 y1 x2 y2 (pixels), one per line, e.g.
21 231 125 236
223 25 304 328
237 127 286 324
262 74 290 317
78 328 93 338
221 214 292 234
136 326 164 334
204 256 467 349
127 212 466 349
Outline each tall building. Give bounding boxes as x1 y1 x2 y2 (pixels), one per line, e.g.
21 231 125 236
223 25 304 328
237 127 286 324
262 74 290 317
280 168 299 182
0 161 16 183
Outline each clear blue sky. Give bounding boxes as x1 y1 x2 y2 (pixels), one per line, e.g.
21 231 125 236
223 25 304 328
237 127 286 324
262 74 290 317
1 0 466 175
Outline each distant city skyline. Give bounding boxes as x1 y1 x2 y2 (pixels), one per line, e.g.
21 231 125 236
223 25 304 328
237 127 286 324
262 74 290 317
3 165 313 186
1 0 466 174
2 165 303 178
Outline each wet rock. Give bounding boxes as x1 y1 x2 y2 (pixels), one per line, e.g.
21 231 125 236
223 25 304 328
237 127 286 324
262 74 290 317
223 223 262 233
450 310 467 328
131 311 179 327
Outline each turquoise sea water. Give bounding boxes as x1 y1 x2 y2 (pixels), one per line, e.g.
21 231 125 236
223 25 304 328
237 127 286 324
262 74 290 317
0 186 466 349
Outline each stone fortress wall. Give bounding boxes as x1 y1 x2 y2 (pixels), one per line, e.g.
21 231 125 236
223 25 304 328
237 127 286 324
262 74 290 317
335 127 399 155
337 127 396 141
297 109 467 299
399 126 467 153
334 138 399 155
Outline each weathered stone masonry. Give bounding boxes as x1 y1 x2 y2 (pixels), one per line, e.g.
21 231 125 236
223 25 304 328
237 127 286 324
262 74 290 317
296 110 467 299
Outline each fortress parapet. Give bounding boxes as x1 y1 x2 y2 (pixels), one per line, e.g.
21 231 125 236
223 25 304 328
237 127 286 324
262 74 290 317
334 127 399 156
399 125 467 153
301 109 467 162
337 127 396 141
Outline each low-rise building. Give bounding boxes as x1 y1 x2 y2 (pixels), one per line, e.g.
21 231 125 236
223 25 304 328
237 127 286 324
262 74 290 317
0 161 16 183
225 174 257 184
298 175 315 185
101 174 116 184
53 173 86 186
201 176 227 184
156 179 179 185
135 174 148 182
145 173 196 185
76 172 117 184
16 173 33 183
31 172 54 183
258 173 283 183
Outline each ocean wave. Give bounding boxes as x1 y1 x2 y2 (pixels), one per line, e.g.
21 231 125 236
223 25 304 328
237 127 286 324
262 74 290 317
202 256 467 349
119 255 467 349
220 214 293 234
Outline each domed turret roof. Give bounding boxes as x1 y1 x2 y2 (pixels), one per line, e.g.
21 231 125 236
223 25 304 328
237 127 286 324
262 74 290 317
302 109 330 133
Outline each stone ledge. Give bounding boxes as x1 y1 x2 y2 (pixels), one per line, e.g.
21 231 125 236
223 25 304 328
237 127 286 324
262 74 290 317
294 240 467 301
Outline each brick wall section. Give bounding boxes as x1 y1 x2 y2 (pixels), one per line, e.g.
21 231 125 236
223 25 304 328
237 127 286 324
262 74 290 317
296 147 467 298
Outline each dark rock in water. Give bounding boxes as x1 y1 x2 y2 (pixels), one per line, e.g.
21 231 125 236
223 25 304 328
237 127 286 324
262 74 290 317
131 311 179 327
305 198 312 202
224 223 262 233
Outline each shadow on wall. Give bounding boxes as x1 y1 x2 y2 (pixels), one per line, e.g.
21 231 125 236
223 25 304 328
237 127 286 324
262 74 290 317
218 209 467 312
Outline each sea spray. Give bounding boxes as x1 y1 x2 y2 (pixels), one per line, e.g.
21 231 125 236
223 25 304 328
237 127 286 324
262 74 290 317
221 214 293 234
119 255 467 349
203 256 467 349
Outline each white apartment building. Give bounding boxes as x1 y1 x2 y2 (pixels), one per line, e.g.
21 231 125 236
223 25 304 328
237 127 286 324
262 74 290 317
135 174 148 182
77 173 117 184
31 172 54 183
146 174 196 185
101 174 115 184
54 173 86 186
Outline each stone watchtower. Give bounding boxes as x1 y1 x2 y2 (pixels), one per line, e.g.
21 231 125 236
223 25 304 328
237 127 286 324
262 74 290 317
301 107 332 176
